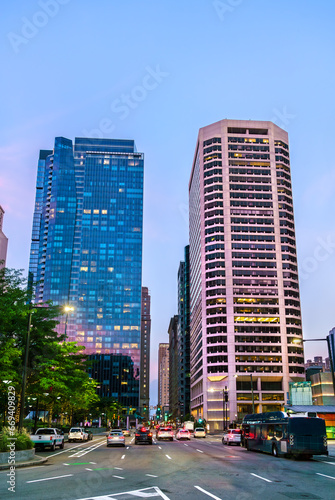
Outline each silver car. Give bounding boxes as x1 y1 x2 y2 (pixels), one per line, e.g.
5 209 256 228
107 430 125 447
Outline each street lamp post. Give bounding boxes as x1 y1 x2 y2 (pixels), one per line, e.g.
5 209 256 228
223 388 228 431
18 307 33 431
250 374 255 414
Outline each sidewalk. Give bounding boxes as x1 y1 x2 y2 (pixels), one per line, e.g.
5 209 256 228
0 454 48 471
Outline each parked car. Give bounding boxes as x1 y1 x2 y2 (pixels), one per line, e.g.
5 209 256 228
68 427 89 442
176 429 191 440
122 428 131 437
135 427 153 445
194 427 206 438
156 427 174 441
107 430 125 447
222 429 242 446
30 428 64 451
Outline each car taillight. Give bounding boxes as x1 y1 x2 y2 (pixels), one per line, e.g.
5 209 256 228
148 433 152 437
135 433 140 437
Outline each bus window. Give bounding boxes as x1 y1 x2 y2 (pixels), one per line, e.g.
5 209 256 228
274 425 283 439
268 424 274 438
261 425 268 439
256 425 261 439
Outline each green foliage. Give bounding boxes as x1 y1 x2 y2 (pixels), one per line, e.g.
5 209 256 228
0 427 34 452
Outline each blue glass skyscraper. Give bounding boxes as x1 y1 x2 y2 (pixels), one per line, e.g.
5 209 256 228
29 137 144 407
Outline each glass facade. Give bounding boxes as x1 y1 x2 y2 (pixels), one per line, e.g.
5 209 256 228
177 246 190 417
29 137 144 408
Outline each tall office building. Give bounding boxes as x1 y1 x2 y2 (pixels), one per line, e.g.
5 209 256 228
189 119 304 431
158 343 169 413
177 245 190 418
29 137 144 409
0 206 8 268
140 287 151 417
168 315 179 418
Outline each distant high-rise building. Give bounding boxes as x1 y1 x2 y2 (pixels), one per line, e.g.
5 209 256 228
177 245 190 418
0 206 8 268
29 137 144 410
311 372 335 405
189 119 304 431
305 356 325 371
169 315 179 419
140 287 151 418
158 343 169 413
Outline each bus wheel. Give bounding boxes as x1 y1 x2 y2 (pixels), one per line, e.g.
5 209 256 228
272 444 278 457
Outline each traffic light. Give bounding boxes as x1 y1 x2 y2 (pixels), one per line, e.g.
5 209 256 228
198 418 203 424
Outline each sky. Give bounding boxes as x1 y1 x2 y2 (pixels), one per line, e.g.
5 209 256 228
1 0 335 405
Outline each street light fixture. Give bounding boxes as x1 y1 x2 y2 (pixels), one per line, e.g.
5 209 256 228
63 305 75 337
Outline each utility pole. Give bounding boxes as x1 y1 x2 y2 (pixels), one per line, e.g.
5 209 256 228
19 307 33 430
250 374 255 414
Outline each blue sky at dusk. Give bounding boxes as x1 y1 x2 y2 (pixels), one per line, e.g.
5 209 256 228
1 0 335 403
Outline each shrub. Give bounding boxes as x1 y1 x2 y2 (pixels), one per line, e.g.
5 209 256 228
0 427 34 452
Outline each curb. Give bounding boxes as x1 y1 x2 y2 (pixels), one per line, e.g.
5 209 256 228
0 455 48 471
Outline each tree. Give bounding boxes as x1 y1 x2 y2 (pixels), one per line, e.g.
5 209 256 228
0 268 99 428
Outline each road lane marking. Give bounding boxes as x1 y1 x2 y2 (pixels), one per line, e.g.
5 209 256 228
85 468 92 471
75 486 171 500
184 443 189 446
194 486 222 500
166 454 172 460
146 474 158 477
65 462 94 466
114 467 123 470
250 473 272 483
158 446 162 449
317 473 335 480
196 449 204 453
113 475 125 479
323 461 335 466
45 438 106 458
27 474 73 483
121 455 125 459
69 441 105 457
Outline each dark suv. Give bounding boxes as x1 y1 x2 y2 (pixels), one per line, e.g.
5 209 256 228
135 427 153 445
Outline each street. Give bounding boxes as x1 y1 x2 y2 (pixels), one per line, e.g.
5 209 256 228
1 435 335 500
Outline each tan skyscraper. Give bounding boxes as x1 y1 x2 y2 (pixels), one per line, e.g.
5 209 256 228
189 120 304 431
158 343 169 414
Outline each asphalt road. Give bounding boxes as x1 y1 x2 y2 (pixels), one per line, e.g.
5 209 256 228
1 435 335 500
